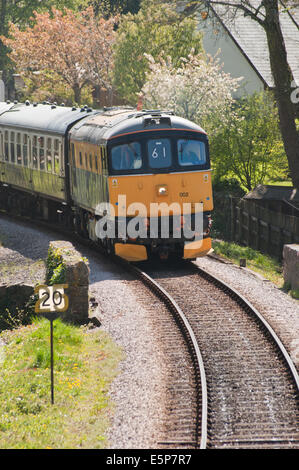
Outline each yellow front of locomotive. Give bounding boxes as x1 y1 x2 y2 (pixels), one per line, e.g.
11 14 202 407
106 114 213 262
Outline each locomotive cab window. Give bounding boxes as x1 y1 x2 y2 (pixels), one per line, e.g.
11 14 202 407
111 142 142 171
177 139 206 167
148 138 171 169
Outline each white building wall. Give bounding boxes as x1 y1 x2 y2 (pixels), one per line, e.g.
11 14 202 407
197 18 265 98
0 72 5 101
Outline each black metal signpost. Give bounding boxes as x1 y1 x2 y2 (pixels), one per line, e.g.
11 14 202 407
35 284 69 405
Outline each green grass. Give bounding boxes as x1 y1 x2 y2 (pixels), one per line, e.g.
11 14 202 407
0 317 123 449
212 240 284 287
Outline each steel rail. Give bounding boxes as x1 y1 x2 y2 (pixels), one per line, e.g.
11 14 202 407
119 260 209 450
192 262 299 394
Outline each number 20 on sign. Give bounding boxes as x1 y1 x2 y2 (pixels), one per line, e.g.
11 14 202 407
34 284 69 404
34 284 69 314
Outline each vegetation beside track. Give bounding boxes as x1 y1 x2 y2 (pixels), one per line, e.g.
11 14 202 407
212 240 283 286
212 240 299 300
0 317 123 449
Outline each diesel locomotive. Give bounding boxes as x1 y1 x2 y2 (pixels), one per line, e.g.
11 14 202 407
0 101 213 261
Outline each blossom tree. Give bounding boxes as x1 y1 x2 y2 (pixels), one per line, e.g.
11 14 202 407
112 1 203 105
166 0 299 189
142 51 242 131
2 7 117 105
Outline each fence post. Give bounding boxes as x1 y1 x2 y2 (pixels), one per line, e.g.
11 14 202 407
230 197 235 241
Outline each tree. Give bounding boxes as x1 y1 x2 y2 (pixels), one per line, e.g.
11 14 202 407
142 51 241 128
112 1 203 105
2 7 117 105
16 70 94 107
0 1 86 91
169 0 299 189
86 0 141 16
211 91 288 190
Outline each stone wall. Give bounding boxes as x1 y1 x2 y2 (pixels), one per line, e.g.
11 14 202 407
47 241 90 324
0 283 34 330
283 244 299 291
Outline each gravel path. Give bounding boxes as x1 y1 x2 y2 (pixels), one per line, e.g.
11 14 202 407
0 214 298 448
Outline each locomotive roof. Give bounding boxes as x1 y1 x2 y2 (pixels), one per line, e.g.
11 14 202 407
69 108 207 144
0 101 99 135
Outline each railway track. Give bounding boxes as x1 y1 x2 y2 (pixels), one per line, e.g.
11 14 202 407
133 259 299 449
1 211 298 449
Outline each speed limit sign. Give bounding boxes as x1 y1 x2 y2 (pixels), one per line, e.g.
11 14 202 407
34 284 69 313
34 284 69 405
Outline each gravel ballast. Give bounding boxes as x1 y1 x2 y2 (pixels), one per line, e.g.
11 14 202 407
195 255 299 370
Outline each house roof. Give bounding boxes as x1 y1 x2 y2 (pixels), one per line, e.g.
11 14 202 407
206 2 299 87
244 184 299 202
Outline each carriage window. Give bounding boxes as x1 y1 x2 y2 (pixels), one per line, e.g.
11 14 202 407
32 136 38 168
4 131 9 162
46 138 52 172
100 148 105 173
4 142 9 161
54 139 60 174
111 142 142 171
177 139 206 166
16 133 22 165
148 139 171 169
23 134 28 166
89 154 93 170
39 136 45 170
71 143 75 166
95 154 98 171
10 132 15 163
0 133 3 161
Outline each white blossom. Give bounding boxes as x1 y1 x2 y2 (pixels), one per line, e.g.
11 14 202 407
142 52 243 131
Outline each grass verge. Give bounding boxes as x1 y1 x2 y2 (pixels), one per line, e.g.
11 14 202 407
0 317 123 449
212 240 284 287
212 240 299 301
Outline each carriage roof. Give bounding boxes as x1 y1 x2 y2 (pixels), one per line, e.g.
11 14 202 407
0 101 99 135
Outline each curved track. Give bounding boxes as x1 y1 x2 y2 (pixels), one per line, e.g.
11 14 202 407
138 260 299 449
127 264 208 449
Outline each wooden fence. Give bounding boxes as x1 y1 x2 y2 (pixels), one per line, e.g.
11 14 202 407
230 198 299 260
